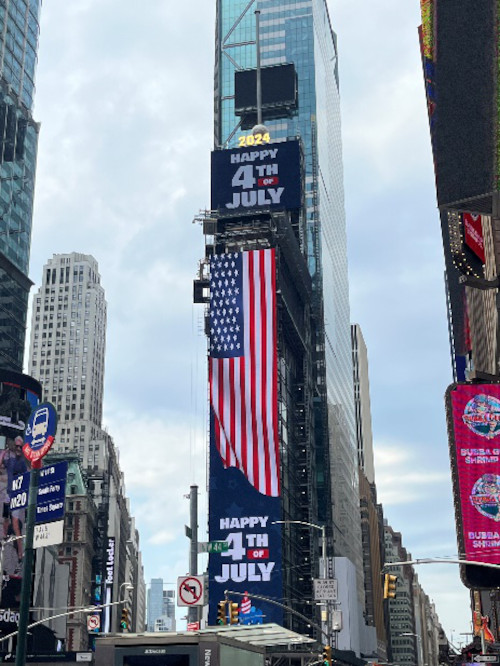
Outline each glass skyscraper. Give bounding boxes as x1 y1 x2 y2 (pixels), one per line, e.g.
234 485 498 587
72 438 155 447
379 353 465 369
0 1 41 370
214 0 364 603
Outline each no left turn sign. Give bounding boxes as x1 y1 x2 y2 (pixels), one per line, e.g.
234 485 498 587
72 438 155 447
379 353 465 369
87 614 100 632
177 576 204 607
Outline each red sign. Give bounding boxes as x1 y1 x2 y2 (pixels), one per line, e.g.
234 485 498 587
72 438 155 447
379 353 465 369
246 548 269 560
187 622 200 631
463 212 485 263
448 384 500 564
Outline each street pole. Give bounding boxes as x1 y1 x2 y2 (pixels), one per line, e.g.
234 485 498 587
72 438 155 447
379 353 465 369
188 485 198 626
272 520 329 643
15 464 40 666
255 10 262 126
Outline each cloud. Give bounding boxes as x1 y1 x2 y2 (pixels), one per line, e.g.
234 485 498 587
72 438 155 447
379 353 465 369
29 0 472 639
374 441 450 506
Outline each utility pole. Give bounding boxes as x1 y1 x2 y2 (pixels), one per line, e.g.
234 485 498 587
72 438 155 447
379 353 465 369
15 464 40 666
188 485 198 626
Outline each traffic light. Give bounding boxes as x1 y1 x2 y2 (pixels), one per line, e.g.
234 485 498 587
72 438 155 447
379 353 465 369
120 607 129 631
229 601 239 625
217 600 227 625
322 645 332 666
383 573 397 599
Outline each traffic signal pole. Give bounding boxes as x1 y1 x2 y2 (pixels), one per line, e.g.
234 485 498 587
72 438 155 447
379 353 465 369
15 463 40 666
188 485 198 626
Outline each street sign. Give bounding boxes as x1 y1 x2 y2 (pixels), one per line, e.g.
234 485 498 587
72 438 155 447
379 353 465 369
313 578 338 601
87 614 100 632
33 519 64 549
475 657 498 662
23 402 58 464
177 576 204 607
198 541 229 554
10 461 67 524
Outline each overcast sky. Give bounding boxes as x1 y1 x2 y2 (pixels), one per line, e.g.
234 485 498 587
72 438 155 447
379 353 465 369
29 0 472 641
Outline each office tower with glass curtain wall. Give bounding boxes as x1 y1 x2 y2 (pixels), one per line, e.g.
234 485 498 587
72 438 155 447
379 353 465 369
0 1 42 370
213 0 364 632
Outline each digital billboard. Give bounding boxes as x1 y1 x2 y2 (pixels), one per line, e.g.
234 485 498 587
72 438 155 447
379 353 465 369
211 140 301 215
234 63 297 113
447 383 500 586
463 212 486 264
207 249 283 624
0 370 41 635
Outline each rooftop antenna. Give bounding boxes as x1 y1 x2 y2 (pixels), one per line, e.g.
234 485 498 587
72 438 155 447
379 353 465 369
253 9 268 137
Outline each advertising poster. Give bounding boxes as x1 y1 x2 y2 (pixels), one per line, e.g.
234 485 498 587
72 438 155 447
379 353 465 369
102 536 116 633
463 212 485 264
447 383 500 563
0 370 41 635
208 432 283 625
211 139 301 215
207 249 283 624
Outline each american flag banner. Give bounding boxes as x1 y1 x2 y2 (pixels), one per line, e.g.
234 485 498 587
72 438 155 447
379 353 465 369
209 249 280 497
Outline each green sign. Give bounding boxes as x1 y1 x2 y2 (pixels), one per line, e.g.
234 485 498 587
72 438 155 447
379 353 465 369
198 541 229 554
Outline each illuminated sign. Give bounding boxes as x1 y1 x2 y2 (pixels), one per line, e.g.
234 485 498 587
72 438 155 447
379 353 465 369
105 537 115 584
237 132 271 148
208 423 283 624
211 139 301 214
447 383 500 565
463 212 485 263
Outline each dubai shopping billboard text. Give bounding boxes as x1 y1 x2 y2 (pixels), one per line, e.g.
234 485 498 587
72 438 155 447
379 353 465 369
448 383 500 563
211 140 301 214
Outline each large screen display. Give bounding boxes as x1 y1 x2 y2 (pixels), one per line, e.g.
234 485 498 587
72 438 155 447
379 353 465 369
207 249 283 624
211 140 301 215
0 370 41 635
447 383 500 564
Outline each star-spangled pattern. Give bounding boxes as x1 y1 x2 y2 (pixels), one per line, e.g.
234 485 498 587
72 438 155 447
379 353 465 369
208 248 280 497
209 253 244 358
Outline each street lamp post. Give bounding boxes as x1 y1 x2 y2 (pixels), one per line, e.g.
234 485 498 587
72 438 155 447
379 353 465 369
272 520 329 642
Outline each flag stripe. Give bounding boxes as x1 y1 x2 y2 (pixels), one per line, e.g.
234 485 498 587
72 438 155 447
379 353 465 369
209 249 280 497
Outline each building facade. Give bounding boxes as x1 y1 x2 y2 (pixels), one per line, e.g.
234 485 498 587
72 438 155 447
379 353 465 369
352 324 375 484
28 252 107 446
207 0 363 631
0 0 42 370
27 253 146 648
384 523 418 666
147 579 176 633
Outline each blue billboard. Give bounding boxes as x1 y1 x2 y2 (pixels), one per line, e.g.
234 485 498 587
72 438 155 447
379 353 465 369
10 460 67 523
208 416 283 625
211 139 302 215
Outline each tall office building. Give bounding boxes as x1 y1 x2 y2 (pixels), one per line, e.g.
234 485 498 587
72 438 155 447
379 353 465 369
0 1 42 370
27 252 146 645
199 0 364 643
352 324 375 483
147 579 176 632
28 252 106 453
216 0 362 586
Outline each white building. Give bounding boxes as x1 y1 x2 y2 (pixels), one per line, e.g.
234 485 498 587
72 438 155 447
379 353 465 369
28 252 107 460
27 252 146 645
